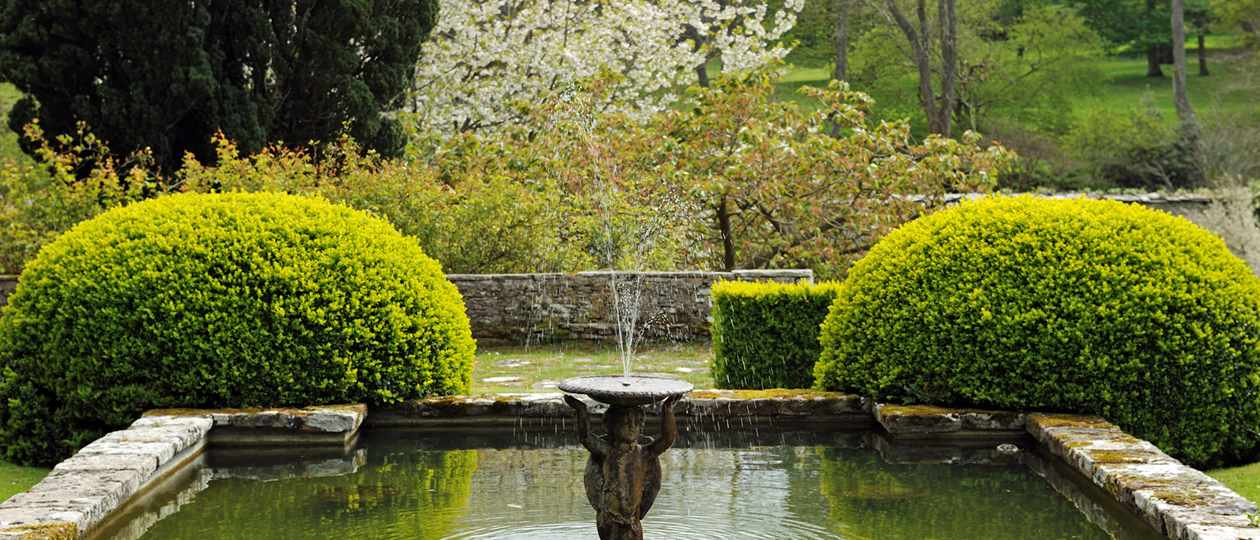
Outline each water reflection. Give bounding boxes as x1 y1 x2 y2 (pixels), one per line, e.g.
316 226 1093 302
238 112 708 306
108 430 1152 540
134 447 476 540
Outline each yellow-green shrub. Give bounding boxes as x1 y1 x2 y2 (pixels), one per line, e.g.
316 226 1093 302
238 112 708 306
711 281 841 389
816 196 1260 467
0 121 150 274
179 134 591 274
0 192 475 465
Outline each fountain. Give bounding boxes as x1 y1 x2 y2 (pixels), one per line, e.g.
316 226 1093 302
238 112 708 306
560 137 697 538
560 375 693 540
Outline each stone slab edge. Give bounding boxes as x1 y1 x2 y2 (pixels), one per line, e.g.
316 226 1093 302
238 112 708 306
1027 413 1260 540
367 391 869 427
144 403 366 436
873 403 1027 438
0 404 365 538
0 416 211 538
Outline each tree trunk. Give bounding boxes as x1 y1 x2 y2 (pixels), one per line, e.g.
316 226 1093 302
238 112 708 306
1146 0 1165 78
883 0 953 135
1171 0 1197 127
831 0 851 81
897 0 937 133
1146 45 1165 77
1171 0 1204 185
938 0 957 136
911 0 941 133
687 26 711 87
717 195 735 271
1197 32 1209 76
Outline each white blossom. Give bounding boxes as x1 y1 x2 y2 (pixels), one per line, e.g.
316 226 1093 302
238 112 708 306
412 0 802 133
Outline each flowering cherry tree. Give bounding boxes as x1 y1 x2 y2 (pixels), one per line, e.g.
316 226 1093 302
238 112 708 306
412 0 803 133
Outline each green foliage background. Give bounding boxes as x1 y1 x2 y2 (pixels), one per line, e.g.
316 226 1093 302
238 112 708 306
0 73 1010 281
0 192 475 465
816 196 1260 467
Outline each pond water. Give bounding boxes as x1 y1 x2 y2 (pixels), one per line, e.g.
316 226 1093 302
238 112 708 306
98 429 1159 540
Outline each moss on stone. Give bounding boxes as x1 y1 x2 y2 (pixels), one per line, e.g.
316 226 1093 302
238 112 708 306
687 389 845 400
0 522 76 540
1083 449 1166 464
1029 413 1114 430
142 408 225 417
877 404 961 416
144 404 365 418
1150 488 1213 507
1105 471 1178 494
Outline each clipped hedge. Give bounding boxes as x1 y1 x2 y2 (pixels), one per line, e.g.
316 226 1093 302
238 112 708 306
711 281 842 389
0 192 475 465
816 196 1260 467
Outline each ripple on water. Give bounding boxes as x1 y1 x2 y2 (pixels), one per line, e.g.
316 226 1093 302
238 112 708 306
121 433 1131 540
443 513 841 540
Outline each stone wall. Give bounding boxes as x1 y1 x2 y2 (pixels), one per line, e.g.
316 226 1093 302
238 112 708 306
0 270 811 343
448 270 812 343
933 192 1214 216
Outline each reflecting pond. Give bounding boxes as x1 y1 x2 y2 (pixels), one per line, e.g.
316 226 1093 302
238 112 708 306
97 429 1159 540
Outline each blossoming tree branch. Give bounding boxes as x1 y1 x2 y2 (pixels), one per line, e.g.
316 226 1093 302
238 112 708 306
413 0 804 133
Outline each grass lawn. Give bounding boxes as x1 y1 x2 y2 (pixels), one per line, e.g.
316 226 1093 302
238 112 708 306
0 83 27 164
0 460 47 502
1071 51 1258 124
1210 463 1260 504
471 341 714 394
775 36 1259 128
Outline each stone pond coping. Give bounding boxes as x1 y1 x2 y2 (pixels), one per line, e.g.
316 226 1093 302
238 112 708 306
144 404 367 446
872 403 1027 437
366 390 873 429
2 393 1258 539
0 405 366 539
872 404 1260 539
1027 413 1260 540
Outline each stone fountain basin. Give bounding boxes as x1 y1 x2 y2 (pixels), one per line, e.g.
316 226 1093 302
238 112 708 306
557 375 693 406
0 393 1251 540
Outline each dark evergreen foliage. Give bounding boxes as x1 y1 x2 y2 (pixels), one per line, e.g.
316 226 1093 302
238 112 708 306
0 0 438 169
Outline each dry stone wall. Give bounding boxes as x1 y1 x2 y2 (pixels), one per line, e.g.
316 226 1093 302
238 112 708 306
0 270 811 343
448 270 811 343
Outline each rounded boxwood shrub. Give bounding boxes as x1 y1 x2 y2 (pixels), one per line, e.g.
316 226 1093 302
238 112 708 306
815 195 1260 467
0 192 475 465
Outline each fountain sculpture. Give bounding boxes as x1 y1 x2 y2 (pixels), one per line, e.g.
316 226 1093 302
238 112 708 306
561 375 693 540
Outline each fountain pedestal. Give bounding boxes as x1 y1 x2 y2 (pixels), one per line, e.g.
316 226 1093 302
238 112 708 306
559 376 693 540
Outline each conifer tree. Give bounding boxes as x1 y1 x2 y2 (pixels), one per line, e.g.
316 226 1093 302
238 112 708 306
0 0 437 169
